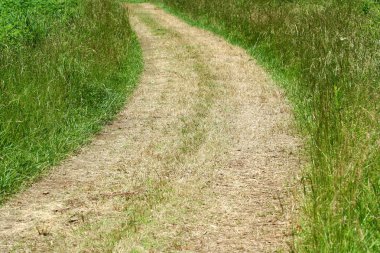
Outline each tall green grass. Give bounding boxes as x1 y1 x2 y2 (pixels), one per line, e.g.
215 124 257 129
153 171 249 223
155 0 380 251
0 0 78 46
0 0 142 202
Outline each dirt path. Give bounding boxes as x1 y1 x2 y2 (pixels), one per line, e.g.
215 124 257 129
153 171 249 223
0 4 301 252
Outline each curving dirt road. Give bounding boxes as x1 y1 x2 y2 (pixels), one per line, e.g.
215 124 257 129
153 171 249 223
0 4 301 252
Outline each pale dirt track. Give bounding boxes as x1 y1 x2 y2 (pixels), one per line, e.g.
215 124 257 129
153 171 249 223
0 4 301 252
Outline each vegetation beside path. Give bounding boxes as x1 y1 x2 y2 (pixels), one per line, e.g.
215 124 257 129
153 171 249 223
152 0 380 252
0 0 143 202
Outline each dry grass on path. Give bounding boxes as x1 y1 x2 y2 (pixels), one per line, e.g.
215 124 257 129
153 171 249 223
0 4 301 252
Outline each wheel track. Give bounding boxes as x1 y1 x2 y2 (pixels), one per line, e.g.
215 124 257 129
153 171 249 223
0 3 301 252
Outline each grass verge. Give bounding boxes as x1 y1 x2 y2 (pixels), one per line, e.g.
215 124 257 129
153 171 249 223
0 0 143 203
151 0 380 252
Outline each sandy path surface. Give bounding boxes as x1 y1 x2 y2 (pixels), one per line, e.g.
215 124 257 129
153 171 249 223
0 4 301 252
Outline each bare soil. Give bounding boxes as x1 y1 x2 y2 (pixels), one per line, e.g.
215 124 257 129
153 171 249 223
0 4 301 252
